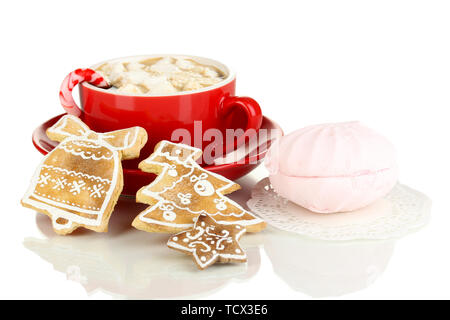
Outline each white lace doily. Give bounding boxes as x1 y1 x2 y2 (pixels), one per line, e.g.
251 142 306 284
247 178 431 241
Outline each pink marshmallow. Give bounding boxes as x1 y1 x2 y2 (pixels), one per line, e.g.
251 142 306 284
265 122 398 213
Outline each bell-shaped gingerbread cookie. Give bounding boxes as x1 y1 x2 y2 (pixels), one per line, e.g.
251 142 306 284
132 140 266 233
21 115 148 235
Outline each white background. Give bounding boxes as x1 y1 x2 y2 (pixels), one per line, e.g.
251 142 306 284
1 0 449 299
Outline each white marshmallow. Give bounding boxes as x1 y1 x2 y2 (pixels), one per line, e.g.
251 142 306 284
96 56 224 95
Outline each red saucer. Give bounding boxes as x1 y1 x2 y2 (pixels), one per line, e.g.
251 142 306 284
32 114 283 195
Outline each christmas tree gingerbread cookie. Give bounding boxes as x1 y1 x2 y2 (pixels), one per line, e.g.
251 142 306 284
21 115 148 235
132 140 266 233
168 213 247 269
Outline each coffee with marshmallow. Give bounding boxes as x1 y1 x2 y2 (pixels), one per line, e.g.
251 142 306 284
96 56 225 95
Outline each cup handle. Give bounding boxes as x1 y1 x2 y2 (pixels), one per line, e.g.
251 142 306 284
59 68 110 117
220 96 263 154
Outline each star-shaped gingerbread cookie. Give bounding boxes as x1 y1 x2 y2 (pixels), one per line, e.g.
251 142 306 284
167 214 247 270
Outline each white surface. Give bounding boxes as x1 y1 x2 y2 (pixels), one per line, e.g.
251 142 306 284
1 0 449 299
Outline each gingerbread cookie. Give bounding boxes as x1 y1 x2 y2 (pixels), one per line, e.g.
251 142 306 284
168 214 247 269
21 115 147 235
132 141 266 233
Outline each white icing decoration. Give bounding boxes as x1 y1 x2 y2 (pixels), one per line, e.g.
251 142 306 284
177 192 192 205
190 173 208 182
168 169 178 177
21 115 145 233
37 173 50 186
160 203 176 221
39 165 112 184
52 177 67 190
190 173 215 197
59 142 114 161
188 241 211 252
193 180 215 197
70 140 103 148
167 214 247 269
47 114 141 153
90 184 104 198
23 140 119 226
69 180 86 195
186 226 204 239
163 211 176 221
136 141 265 229
214 198 227 211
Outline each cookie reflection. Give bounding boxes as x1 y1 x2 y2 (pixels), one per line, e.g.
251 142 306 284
263 227 395 298
23 197 261 299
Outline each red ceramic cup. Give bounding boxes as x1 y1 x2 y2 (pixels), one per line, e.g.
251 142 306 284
59 54 263 167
